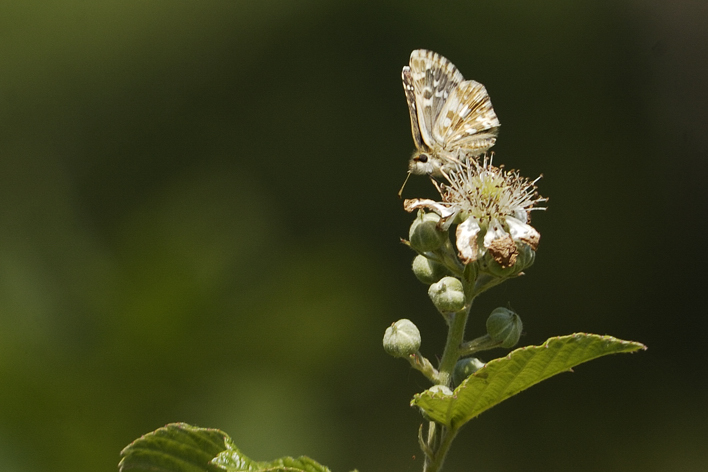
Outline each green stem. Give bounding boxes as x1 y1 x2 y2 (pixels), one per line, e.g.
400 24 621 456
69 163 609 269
424 426 460 472
421 276 477 471
459 334 503 357
422 238 465 278
436 304 471 387
472 273 511 297
408 352 440 384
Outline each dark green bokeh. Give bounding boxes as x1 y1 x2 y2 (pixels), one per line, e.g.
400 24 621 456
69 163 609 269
1 1 706 471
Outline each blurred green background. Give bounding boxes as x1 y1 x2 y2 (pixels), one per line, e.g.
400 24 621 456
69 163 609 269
1 1 706 471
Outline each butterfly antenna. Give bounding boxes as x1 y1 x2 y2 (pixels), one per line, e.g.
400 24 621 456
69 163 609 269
398 171 412 198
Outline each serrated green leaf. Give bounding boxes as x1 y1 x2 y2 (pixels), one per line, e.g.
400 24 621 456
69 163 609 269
119 423 230 472
118 423 333 472
412 333 645 429
213 441 331 472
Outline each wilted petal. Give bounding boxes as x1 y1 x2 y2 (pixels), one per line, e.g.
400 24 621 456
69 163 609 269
403 199 456 220
455 217 481 263
484 219 517 269
403 198 461 230
505 216 540 250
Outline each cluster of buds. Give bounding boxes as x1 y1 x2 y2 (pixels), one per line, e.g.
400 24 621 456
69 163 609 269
384 155 545 384
401 156 545 316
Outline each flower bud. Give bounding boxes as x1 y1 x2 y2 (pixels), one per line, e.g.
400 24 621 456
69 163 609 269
412 255 450 284
479 250 520 278
409 211 447 252
515 242 536 271
486 307 523 348
383 319 421 358
428 276 466 313
452 357 485 386
462 259 479 285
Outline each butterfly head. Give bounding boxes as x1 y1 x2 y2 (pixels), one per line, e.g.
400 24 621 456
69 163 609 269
409 150 442 177
399 150 443 197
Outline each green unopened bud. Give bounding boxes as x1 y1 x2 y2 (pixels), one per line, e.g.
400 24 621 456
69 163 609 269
412 255 450 284
428 276 466 313
409 211 447 252
383 319 421 358
515 242 536 271
486 307 523 348
452 357 485 386
479 250 520 278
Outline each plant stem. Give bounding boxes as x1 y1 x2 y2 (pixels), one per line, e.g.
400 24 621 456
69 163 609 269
408 352 440 384
422 288 475 471
459 334 503 357
435 304 471 387
423 426 459 472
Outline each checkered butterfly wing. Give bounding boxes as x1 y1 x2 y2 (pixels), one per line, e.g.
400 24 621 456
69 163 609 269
403 50 464 152
403 49 500 156
433 79 500 155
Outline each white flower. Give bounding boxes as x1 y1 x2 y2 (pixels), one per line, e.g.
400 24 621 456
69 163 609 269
404 155 546 268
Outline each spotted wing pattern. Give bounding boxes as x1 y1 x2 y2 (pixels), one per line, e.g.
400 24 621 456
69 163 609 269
402 49 500 173
406 50 464 151
401 67 428 152
432 79 500 154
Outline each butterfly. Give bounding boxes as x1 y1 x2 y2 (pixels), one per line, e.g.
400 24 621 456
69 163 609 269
402 49 500 180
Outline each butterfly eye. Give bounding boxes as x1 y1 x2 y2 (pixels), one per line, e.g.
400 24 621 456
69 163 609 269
416 154 429 163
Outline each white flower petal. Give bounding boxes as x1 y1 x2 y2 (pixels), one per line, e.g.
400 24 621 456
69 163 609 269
511 209 528 224
403 199 457 220
483 219 507 249
455 217 481 263
505 216 540 250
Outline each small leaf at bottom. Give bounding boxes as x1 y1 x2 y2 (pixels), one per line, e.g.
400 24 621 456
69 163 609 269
118 422 332 472
119 423 229 472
